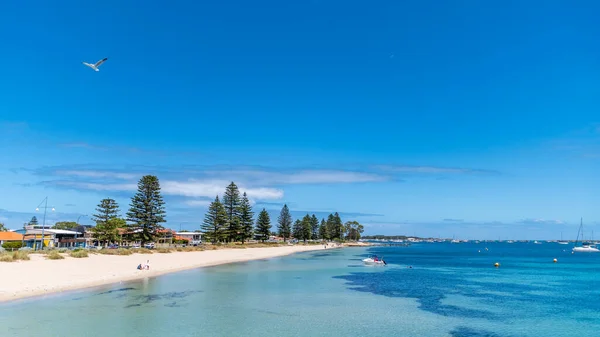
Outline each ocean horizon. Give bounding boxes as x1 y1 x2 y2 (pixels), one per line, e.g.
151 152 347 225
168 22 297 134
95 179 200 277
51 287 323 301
2 243 599 336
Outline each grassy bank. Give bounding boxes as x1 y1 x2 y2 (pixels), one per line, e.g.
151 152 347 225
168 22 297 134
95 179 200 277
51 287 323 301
0 241 331 262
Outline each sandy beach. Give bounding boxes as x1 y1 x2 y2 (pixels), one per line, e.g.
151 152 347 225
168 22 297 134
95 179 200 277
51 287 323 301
0 245 332 303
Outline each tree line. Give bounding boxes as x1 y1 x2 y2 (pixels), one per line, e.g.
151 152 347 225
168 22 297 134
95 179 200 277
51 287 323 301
5 176 365 246
201 182 364 244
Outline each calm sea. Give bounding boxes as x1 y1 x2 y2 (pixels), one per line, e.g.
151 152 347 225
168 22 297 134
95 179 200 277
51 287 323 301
2 242 599 336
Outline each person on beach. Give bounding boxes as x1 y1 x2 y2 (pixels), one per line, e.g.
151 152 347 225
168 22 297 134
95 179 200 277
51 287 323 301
144 260 150 270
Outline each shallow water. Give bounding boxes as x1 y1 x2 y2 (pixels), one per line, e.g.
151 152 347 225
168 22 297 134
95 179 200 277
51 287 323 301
1 242 599 336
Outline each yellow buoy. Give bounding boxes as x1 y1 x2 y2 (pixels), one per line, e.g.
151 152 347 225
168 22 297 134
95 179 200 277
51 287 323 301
553 258 557 263
494 262 500 267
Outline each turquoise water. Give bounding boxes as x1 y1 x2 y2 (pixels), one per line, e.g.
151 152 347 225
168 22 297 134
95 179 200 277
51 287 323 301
2 243 600 336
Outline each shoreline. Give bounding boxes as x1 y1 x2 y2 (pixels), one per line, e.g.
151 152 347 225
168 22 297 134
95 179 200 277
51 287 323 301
0 244 349 304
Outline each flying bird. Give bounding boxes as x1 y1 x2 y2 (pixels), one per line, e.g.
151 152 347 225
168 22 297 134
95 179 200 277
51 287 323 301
82 57 108 71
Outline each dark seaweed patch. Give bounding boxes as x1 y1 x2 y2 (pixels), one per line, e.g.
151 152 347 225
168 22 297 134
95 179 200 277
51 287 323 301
124 290 202 308
449 326 517 337
97 287 136 296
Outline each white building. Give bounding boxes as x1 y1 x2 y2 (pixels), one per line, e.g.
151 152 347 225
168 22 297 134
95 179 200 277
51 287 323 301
175 232 202 245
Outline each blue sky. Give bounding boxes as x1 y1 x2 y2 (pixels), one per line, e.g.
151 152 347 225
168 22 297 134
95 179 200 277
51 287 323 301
1 1 599 239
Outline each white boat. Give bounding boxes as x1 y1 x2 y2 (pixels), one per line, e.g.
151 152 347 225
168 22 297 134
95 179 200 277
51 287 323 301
573 245 600 252
558 232 569 245
572 218 599 253
363 255 387 265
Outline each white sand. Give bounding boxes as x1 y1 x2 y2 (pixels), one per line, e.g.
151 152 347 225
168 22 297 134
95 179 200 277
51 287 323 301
0 245 330 303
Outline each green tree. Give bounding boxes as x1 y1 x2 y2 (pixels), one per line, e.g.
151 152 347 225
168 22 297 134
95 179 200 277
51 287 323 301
310 214 319 240
92 198 122 246
255 208 272 242
326 213 336 239
326 212 345 240
344 221 364 241
93 218 126 245
238 192 254 244
0 222 7 231
222 182 242 242
29 216 38 226
201 196 227 243
292 219 303 240
277 204 292 242
92 198 120 224
302 215 313 242
52 221 79 230
318 218 328 240
126 175 167 245
334 212 345 239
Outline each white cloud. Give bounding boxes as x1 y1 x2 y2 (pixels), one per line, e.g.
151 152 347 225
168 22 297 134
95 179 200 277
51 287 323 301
518 218 564 225
45 167 386 185
162 179 283 200
57 170 138 180
278 170 384 184
199 169 386 185
52 181 138 191
49 178 284 200
376 165 495 174
184 199 212 207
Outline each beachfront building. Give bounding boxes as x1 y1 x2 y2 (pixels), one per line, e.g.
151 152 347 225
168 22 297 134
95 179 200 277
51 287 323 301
0 231 24 246
59 225 94 248
24 229 80 249
13 225 85 249
175 232 202 245
157 229 175 246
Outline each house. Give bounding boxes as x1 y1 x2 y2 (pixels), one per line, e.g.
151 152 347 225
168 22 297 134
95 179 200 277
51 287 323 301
0 231 24 246
175 232 202 245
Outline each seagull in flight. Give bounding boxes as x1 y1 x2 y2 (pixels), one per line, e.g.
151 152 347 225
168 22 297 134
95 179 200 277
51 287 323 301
82 57 108 71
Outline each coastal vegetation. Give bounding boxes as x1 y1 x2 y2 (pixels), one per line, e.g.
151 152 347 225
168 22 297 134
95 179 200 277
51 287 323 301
126 175 167 245
200 181 364 243
2 241 23 250
89 175 167 246
69 249 89 258
0 241 332 263
91 198 122 245
0 250 31 262
52 221 79 230
46 251 64 260
201 196 228 243
1 176 364 263
277 204 292 241
255 209 272 242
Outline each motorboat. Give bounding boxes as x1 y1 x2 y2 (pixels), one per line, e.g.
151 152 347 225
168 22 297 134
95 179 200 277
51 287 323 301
363 255 386 265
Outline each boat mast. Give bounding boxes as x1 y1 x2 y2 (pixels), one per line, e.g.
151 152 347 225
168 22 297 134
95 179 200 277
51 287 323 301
575 218 583 246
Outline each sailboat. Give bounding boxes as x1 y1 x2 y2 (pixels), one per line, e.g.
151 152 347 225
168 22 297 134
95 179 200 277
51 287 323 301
558 232 569 245
572 218 599 253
